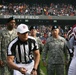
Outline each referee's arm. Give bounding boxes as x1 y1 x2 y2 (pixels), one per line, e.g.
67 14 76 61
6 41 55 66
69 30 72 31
33 49 40 70
7 55 19 70
7 55 27 74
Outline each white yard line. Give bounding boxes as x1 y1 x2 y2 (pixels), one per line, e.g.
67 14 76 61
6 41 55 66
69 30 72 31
40 69 45 75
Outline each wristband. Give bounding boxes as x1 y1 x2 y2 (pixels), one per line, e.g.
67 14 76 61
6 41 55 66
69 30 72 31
33 68 37 71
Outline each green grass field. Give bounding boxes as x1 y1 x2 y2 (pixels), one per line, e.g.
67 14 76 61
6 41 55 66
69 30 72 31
40 59 47 75
40 54 47 75
40 56 67 75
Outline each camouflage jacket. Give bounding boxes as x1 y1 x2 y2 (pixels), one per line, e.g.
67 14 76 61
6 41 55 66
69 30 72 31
42 36 69 64
0 28 17 62
35 37 43 54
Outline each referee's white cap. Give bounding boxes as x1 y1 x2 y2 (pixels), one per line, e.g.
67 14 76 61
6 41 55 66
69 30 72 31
17 24 29 33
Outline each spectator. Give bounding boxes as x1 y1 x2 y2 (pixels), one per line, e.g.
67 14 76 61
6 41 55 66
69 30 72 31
0 3 76 16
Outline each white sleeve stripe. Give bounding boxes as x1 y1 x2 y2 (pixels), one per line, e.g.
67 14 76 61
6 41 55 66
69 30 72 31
7 38 18 55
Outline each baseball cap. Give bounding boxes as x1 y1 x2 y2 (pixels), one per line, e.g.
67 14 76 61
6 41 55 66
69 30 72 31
17 24 29 33
52 26 59 30
7 16 15 23
29 26 37 31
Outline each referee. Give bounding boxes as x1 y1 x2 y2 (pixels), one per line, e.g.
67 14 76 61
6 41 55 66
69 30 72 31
7 24 40 75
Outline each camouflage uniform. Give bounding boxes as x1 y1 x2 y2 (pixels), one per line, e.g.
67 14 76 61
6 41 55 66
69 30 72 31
35 37 43 54
42 36 68 75
35 37 43 75
0 28 17 75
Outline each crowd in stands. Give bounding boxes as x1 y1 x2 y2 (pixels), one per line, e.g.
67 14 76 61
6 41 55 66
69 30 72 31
0 2 75 44
0 24 71 44
0 3 76 16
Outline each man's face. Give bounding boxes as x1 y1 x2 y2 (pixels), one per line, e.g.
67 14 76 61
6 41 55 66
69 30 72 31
52 29 59 37
30 29 37 36
7 20 16 30
18 32 29 41
10 20 16 26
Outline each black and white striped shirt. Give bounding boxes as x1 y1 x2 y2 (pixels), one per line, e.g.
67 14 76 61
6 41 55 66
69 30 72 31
7 36 39 64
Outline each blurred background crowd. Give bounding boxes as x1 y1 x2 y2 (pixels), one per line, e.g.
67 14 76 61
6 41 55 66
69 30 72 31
0 3 76 16
0 24 71 44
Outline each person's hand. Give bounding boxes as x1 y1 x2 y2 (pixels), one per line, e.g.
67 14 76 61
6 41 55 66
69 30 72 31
65 60 69 66
0 60 4 67
31 69 37 75
19 67 27 74
43 62 47 67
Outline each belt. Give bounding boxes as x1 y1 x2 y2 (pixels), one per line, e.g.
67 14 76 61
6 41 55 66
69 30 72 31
16 59 33 64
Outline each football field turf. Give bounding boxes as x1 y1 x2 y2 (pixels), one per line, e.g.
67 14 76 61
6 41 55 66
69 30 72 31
40 59 47 75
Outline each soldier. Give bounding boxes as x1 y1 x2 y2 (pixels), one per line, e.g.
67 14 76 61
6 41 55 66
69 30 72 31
29 26 43 54
29 26 43 75
0 16 17 75
42 25 69 75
